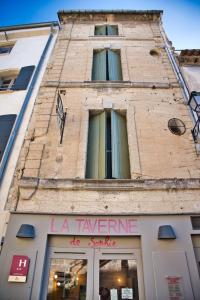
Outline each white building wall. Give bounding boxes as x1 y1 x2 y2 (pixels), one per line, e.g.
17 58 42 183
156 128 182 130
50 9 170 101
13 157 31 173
181 65 200 92
0 27 58 240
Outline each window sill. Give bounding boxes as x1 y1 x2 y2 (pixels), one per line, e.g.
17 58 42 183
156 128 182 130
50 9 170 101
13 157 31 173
19 177 200 192
44 80 176 89
0 53 11 56
85 80 130 83
0 89 14 94
89 35 124 38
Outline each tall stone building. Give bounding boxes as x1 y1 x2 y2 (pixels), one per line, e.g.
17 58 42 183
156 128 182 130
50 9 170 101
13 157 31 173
0 10 200 300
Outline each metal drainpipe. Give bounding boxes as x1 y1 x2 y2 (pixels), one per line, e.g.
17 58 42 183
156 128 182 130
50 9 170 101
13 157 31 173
159 20 200 151
0 27 56 183
159 20 190 102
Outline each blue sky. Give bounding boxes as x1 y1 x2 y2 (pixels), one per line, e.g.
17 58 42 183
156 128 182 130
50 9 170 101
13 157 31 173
1 0 200 49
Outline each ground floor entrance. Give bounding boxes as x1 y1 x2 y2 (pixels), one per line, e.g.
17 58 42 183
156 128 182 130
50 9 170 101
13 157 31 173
1 214 200 300
45 236 144 300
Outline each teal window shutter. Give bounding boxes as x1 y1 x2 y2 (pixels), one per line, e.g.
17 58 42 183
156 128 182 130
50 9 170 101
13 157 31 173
107 25 118 36
111 110 130 179
0 114 17 162
108 49 122 81
95 25 106 35
86 112 106 179
92 50 107 81
12 65 35 90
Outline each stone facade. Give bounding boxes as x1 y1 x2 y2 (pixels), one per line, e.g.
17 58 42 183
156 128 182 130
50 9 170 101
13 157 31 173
1 11 200 300
7 11 200 215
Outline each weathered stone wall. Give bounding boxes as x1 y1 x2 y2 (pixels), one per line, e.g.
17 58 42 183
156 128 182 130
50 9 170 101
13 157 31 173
7 13 200 214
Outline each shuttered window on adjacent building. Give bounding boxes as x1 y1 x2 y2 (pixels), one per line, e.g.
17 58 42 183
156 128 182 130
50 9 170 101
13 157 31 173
0 114 17 162
92 49 122 81
0 65 35 91
95 25 118 36
86 110 130 179
12 65 35 90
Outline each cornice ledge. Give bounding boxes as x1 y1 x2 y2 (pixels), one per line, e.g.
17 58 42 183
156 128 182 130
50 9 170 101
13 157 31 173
43 80 172 89
19 177 200 191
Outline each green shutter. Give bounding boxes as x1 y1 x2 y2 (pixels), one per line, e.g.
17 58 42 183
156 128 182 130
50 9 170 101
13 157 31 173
107 25 118 36
108 49 122 81
92 50 107 81
111 110 130 179
95 25 106 35
86 112 106 179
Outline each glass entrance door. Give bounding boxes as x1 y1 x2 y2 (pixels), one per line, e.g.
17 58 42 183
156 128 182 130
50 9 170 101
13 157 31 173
46 248 93 300
94 248 145 300
45 243 145 300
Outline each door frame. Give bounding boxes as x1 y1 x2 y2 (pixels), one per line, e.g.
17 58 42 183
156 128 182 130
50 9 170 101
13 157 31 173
44 247 94 300
43 246 145 300
94 248 145 300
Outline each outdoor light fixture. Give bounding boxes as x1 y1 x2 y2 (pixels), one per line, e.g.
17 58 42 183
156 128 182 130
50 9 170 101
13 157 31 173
188 91 200 116
16 224 35 239
188 91 200 143
158 225 176 239
192 119 200 143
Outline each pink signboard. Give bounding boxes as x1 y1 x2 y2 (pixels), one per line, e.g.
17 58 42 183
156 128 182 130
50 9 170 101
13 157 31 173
8 255 30 283
49 217 139 236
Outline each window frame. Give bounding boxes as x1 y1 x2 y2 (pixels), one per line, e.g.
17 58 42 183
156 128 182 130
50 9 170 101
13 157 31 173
92 48 123 81
94 24 119 36
0 43 14 55
0 76 16 91
86 109 130 179
0 65 35 92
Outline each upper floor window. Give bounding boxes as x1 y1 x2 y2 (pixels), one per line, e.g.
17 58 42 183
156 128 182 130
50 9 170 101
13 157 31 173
0 45 13 55
0 65 35 92
92 49 122 81
0 114 17 162
86 110 130 179
0 76 16 91
95 25 118 36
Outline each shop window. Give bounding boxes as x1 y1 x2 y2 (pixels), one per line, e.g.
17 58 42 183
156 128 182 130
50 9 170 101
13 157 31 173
191 235 200 276
0 65 35 91
92 49 122 81
0 114 17 162
47 258 87 300
0 44 14 54
95 25 118 36
86 110 130 179
191 216 200 230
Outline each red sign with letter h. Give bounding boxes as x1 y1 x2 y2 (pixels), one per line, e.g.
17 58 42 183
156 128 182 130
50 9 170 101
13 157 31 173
9 255 30 278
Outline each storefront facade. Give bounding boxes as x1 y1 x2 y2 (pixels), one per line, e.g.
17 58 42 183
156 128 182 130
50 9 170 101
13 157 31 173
0 213 200 299
1 10 200 300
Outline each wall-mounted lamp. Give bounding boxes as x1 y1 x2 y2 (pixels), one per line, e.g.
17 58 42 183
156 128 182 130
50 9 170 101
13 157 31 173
158 225 176 240
188 91 200 116
16 224 35 239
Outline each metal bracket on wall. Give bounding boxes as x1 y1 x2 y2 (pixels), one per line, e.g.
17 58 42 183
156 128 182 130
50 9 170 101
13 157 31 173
56 93 67 144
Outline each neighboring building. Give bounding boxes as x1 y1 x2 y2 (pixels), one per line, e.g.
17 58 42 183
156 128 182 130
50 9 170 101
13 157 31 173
178 49 200 92
177 49 200 146
1 10 200 300
0 22 59 250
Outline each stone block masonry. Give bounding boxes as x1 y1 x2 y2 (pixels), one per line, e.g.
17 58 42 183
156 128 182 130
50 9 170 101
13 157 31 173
6 12 200 216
